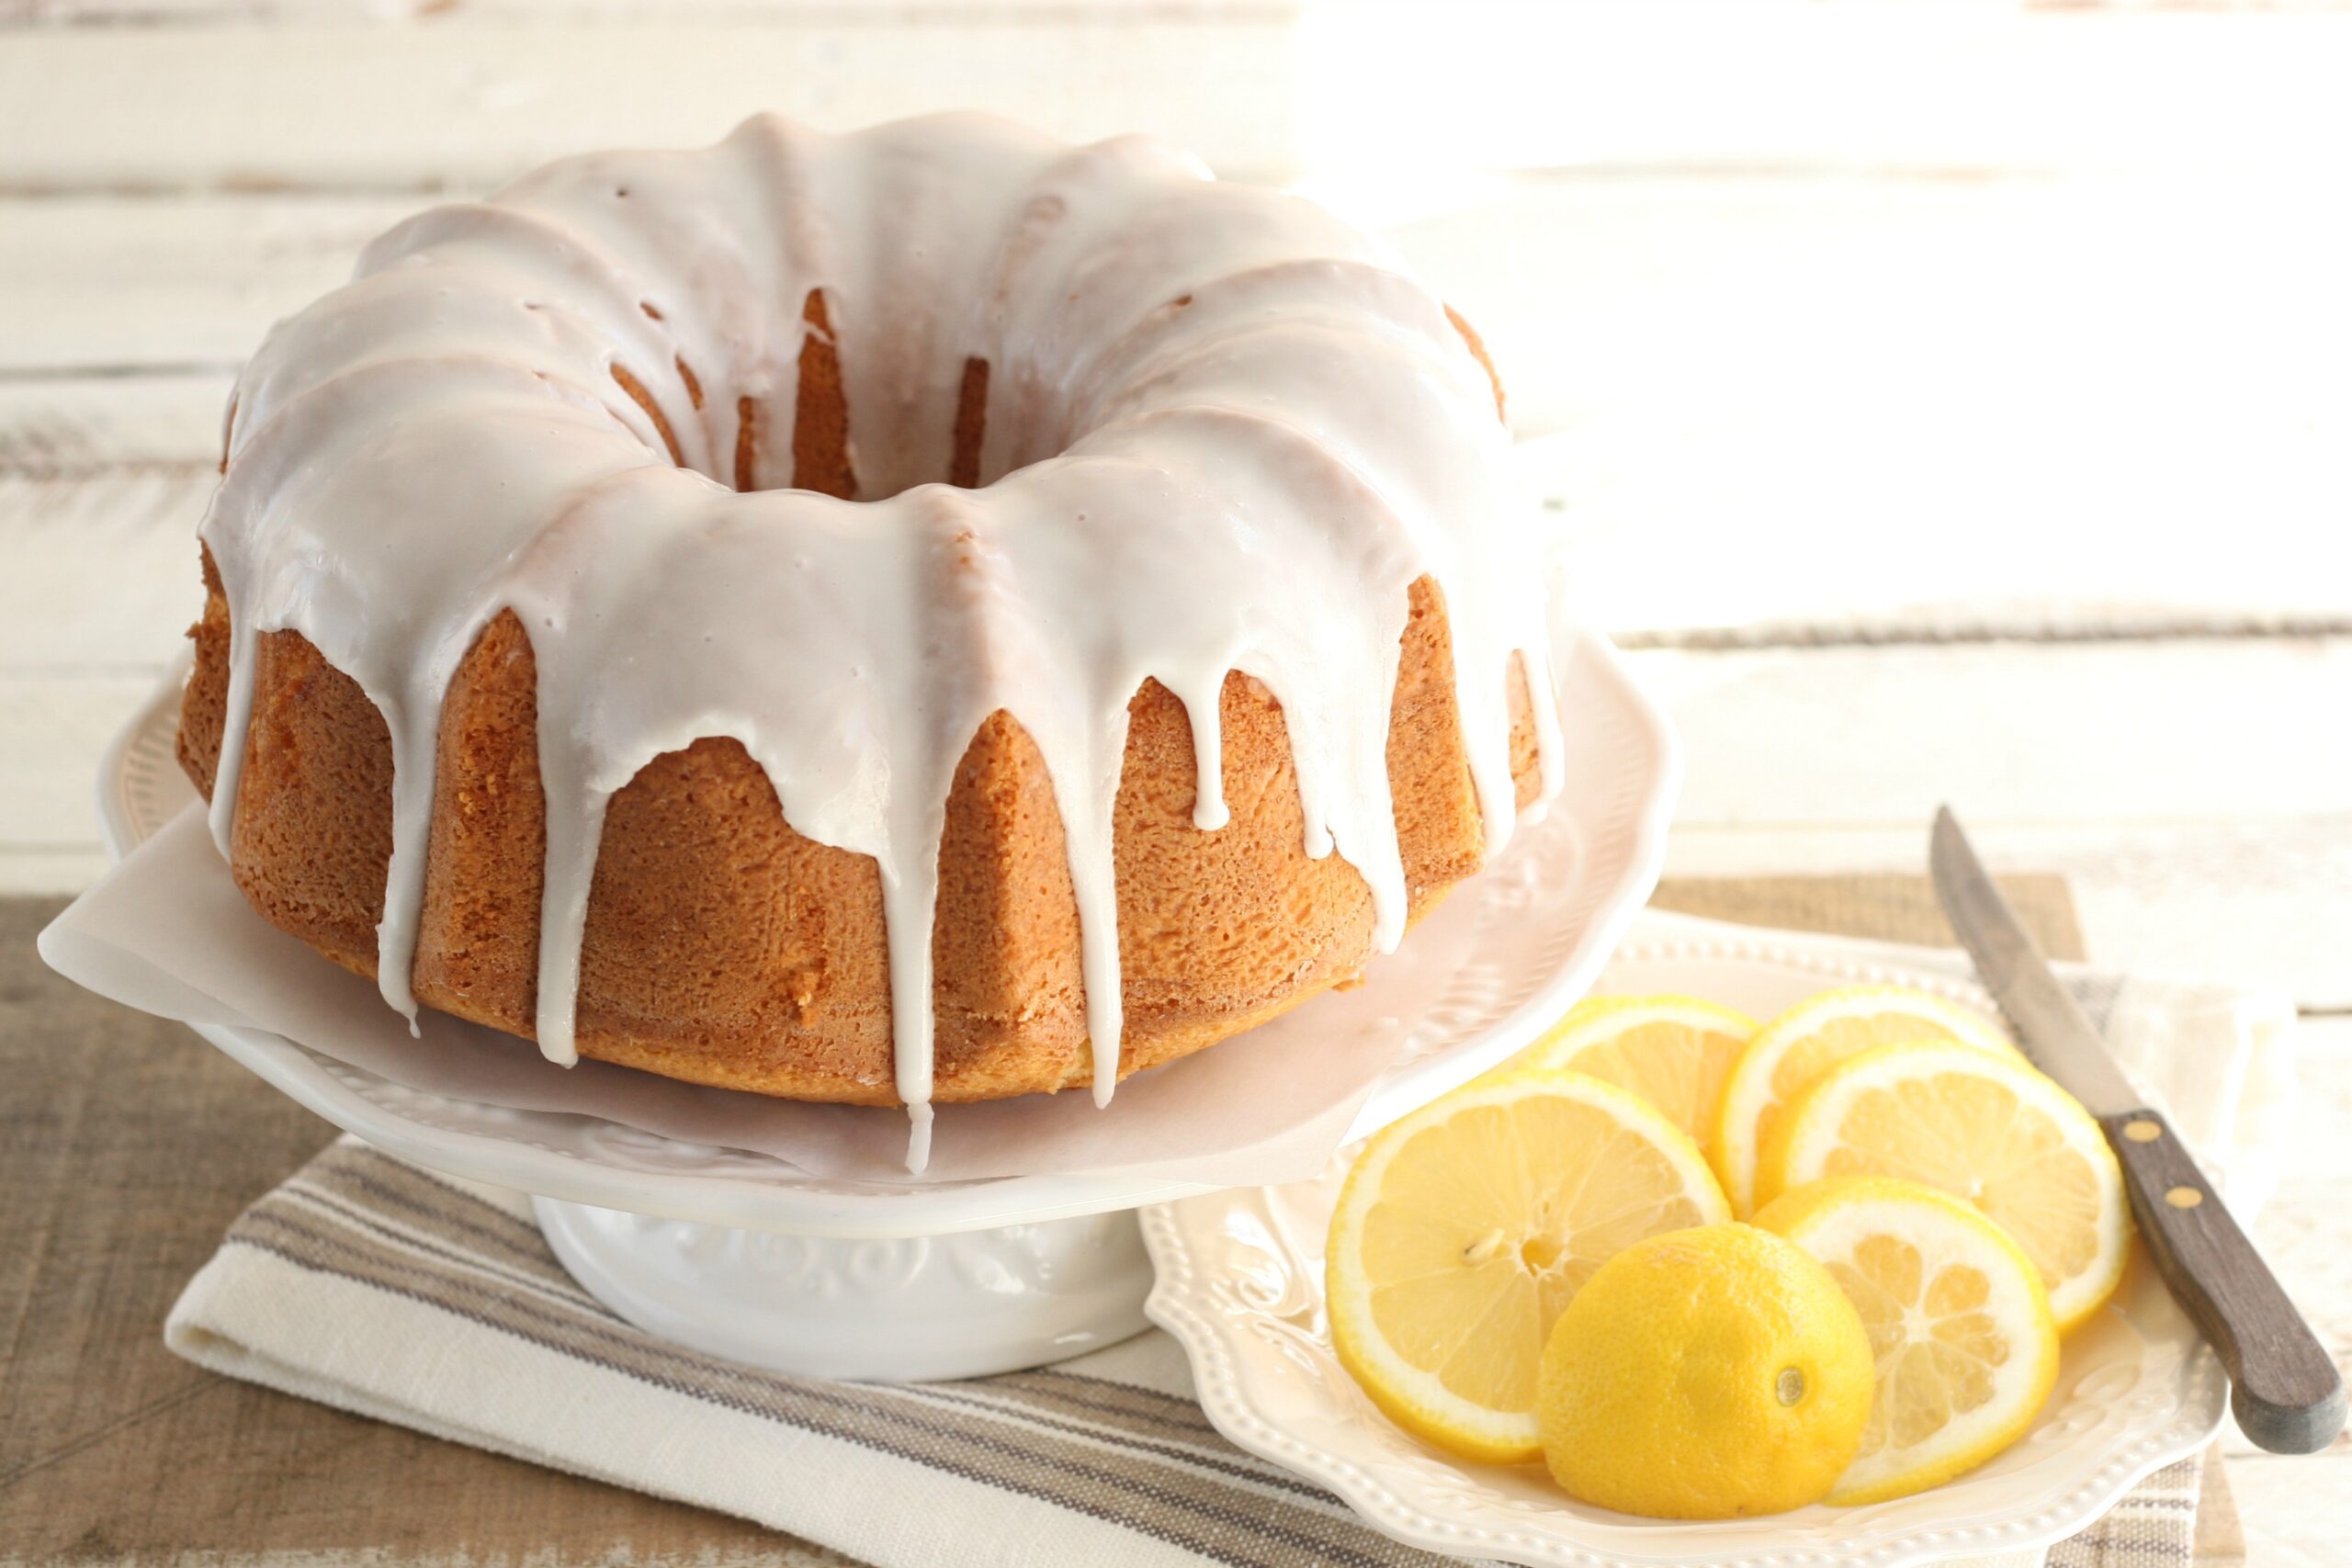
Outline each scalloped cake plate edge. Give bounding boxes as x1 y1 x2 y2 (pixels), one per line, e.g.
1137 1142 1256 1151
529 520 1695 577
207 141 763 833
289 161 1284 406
94 619 1679 1237
1139 929 2228 1568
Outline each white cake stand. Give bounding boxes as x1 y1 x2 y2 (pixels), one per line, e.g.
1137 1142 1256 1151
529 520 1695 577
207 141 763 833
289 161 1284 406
94 619 1679 1382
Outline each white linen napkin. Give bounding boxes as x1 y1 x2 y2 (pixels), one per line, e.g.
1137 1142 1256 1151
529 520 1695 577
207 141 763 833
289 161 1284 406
164 908 2299 1568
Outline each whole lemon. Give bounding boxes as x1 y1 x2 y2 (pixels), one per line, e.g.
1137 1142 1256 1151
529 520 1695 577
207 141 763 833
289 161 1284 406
1537 1224 1873 1519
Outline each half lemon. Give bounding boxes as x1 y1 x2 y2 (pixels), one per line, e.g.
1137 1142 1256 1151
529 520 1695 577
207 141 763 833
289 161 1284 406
1327 1072 1732 1462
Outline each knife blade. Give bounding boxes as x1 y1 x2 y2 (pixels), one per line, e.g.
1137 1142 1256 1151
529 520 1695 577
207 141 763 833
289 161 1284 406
1928 808 2140 1113
1929 805 2345 1455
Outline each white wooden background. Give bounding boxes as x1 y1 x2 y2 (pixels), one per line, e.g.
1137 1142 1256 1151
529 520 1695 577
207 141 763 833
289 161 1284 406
3 2 2347 1560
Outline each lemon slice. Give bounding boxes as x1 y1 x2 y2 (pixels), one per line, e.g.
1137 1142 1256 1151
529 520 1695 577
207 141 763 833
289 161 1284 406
1763 1042 2130 1330
1508 995 1758 1147
1327 1072 1732 1462
1713 987 2019 1216
1757 1176 2061 1504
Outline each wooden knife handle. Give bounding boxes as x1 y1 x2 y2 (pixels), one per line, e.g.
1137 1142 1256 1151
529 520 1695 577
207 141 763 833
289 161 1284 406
2099 1107 2346 1454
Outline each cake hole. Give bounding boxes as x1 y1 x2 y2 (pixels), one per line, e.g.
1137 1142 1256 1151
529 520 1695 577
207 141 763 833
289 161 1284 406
660 288 1006 500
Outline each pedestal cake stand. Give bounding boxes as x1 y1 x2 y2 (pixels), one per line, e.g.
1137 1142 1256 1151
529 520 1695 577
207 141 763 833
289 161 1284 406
93 621 1679 1382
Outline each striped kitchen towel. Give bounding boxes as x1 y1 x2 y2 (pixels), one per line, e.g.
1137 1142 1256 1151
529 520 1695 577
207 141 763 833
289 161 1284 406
168 1137 2214 1568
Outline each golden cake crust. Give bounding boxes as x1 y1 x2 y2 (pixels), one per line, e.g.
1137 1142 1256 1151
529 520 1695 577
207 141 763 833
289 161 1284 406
180 564 1539 1103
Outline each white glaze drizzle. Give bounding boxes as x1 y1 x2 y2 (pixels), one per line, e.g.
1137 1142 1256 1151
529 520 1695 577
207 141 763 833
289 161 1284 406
199 114 1560 1168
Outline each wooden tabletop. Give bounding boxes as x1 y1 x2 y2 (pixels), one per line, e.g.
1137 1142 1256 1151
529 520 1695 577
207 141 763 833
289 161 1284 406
0 5 2345 1559
6 871 2200 1568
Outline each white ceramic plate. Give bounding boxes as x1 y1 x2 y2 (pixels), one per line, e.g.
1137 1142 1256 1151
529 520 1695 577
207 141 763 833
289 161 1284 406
96 614 1679 1237
1141 928 2227 1568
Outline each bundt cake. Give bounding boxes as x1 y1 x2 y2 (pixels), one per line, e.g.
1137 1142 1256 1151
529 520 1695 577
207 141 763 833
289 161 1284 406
180 112 1563 1164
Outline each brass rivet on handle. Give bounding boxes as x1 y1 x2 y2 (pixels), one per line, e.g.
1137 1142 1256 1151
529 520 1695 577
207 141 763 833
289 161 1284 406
2165 1186 2204 1210
2123 1120 2162 1143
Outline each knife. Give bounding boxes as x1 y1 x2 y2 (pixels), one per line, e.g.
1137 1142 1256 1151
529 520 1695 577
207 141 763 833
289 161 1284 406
1929 807 2345 1454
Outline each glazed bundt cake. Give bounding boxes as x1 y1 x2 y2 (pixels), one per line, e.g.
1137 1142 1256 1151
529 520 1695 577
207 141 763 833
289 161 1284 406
180 112 1563 1161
